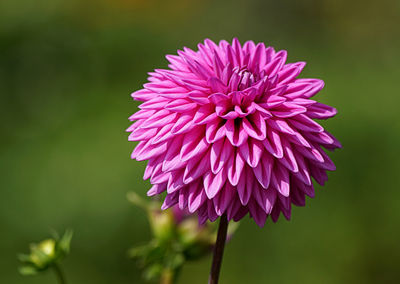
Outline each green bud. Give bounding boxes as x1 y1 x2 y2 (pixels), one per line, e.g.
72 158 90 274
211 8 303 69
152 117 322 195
30 239 56 268
18 230 73 276
148 210 175 242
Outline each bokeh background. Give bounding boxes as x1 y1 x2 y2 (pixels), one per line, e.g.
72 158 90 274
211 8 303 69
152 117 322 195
1 0 400 283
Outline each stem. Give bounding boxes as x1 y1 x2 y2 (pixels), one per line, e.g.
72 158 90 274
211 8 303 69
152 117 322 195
160 268 174 284
52 263 67 284
208 214 229 284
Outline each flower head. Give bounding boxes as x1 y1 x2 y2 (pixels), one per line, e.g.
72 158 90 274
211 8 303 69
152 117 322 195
127 38 341 227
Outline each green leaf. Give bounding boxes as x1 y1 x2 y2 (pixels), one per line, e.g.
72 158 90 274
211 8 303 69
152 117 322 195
168 253 185 270
18 265 38 276
58 229 73 254
143 263 163 281
126 192 149 211
128 243 153 259
17 254 32 263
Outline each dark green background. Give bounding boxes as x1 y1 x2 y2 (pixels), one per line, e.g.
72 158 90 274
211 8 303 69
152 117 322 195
1 0 399 283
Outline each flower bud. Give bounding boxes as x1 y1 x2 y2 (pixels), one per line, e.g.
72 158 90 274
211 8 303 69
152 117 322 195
18 230 73 276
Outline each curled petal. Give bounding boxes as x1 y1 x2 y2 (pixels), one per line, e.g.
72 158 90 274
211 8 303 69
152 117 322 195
203 169 227 199
307 102 338 119
253 152 273 189
242 112 266 140
188 182 207 213
263 128 284 158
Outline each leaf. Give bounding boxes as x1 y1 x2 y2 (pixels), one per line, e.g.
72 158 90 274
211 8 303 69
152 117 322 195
58 229 73 254
143 264 163 281
18 265 38 276
167 253 185 270
17 254 32 263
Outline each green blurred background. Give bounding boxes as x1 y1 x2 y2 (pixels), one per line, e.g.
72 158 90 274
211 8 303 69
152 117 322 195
1 0 400 283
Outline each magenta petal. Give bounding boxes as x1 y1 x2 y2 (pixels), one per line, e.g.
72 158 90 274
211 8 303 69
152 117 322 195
188 182 207 213
237 166 253 205
268 119 296 135
225 119 248 147
314 148 336 171
171 113 195 135
277 62 305 84
271 102 307 118
260 94 286 108
296 144 325 163
228 150 244 186
181 136 208 162
309 163 328 186
284 79 324 99
188 90 210 105
264 50 287 77
128 127 157 141
279 140 299 173
161 191 179 210
206 119 226 143
178 187 189 209
290 184 306 207
297 181 315 198
263 128 284 158
272 164 290 197
209 92 229 105
193 104 213 124
226 197 242 221
203 169 227 199
210 138 225 174
270 204 282 223
253 152 273 189
142 112 178 129
289 114 324 133
128 109 156 121
292 151 312 186
135 140 169 161
167 170 185 193
207 200 219 222
144 155 163 180
248 199 267 227
249 43 266 71
239 139 263 168
151 123 174 144
242 112 266 140
138 97 169 110
307 102 338 119
264 189 277 214
208 77 227 93
180 131 202 160
147 183 167 196
183 149 211 183
165 99 197 112
214 183 234 216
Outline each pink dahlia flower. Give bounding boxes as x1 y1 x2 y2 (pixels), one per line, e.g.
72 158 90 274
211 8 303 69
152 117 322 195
127 38 341 227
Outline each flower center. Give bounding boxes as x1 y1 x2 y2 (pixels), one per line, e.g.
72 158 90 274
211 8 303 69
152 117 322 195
234 67 257 90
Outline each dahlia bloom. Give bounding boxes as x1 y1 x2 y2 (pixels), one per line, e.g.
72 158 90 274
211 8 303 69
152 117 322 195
127 38 341 227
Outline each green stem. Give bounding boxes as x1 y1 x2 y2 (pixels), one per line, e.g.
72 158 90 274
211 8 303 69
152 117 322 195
208 214 229 284
52 263 67 284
